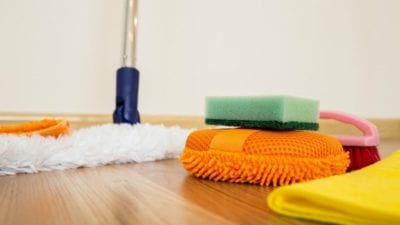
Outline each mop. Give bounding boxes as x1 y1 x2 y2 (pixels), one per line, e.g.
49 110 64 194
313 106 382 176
0 0 192 176
113 0 140 124
0 123 190 175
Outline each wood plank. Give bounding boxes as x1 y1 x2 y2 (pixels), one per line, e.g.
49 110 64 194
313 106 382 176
131 160 318 225
0 165 232 225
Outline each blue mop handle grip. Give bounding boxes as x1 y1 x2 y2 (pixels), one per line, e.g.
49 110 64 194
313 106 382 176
113 67 140 124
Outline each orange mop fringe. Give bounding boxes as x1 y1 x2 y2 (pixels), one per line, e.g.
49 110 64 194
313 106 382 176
180 129 350 186
0 119 70 137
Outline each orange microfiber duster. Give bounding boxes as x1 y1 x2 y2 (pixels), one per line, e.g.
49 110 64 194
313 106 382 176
180 129 349 186
0 119 70 137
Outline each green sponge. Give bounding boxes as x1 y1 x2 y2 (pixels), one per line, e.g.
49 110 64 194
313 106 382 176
205 95 319 130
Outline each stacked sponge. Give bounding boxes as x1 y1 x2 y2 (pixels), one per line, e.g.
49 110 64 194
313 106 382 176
179 95 350 186
205 95 319 130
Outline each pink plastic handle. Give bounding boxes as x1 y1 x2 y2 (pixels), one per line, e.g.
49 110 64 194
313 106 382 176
319 110 380 146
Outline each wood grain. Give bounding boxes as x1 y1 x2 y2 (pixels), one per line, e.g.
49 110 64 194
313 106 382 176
0 140 398 225
0 164 232 225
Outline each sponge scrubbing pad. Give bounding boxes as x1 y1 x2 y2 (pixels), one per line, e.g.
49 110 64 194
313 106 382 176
180 128 349 186
205 95 319 130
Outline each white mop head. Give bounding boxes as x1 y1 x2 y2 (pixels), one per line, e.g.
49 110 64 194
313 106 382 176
0 123 192 176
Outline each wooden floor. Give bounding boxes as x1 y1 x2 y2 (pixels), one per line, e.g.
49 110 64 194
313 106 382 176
0 139 399 225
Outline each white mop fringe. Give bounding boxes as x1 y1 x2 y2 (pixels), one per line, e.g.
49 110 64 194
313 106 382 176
0 123 192 176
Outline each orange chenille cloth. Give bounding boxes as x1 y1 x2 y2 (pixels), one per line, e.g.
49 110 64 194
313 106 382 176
0 119 70 137
180 128 349 186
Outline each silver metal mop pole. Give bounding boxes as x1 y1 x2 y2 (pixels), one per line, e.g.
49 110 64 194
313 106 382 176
122 0 137 67
113 0 140 124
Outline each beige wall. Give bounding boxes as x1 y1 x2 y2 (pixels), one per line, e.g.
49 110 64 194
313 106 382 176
0 0 399 118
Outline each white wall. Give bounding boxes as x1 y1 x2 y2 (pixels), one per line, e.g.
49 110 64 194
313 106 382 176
0 0 399 118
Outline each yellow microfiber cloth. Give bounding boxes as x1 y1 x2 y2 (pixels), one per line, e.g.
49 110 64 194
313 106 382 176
180 128 349 186
267 150 400 225
0 119 70 137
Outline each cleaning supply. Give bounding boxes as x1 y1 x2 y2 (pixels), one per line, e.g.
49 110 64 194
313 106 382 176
180 128 349 186
0 119 70 137
0 123 191 175
205 95 319 130
113 0 140 124
267 150 400 225
320 110 380 171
